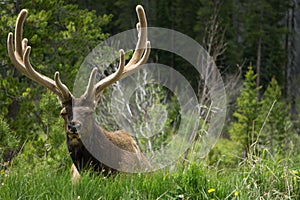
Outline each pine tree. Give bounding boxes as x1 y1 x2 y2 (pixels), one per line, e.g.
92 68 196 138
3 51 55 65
229 65 262 156
259 77 291 154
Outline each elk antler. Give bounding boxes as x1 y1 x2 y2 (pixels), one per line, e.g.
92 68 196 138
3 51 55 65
7 6 150 104
7 9 71 103
94 5 151 101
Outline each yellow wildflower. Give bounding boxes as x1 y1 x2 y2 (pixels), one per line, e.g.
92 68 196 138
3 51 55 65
208 188 215 193
235 191 239 196
292 170 299 175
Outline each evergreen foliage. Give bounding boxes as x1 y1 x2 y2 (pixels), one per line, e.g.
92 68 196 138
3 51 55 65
229 67 294 158
259 77 292 154
0 114 19 170
229 65 262 156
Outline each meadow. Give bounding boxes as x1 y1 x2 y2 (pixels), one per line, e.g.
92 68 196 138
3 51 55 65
0 151 299 200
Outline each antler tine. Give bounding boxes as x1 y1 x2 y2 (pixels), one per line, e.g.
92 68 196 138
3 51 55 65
22 38 28 55
7 9 71 102
95 49 125 99
94 5 150 98
54 72 72 101
122 41 150 77
125 5 148 67
122 5 151 78
7 10 29 76
15 9 27 60
84 68 99 101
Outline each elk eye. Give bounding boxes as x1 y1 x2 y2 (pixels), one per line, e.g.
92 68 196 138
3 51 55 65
60 107 67 116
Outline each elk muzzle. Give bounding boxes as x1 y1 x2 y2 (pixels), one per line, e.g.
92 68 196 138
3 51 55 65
67 121 82 147
68 121 81 134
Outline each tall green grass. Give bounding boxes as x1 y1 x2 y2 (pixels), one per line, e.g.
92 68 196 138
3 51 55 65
0 154 299 200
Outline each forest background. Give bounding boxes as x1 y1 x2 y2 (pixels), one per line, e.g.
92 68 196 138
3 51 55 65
0 0 300 199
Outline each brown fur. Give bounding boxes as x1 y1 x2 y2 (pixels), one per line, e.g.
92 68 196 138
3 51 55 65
61 97 151 181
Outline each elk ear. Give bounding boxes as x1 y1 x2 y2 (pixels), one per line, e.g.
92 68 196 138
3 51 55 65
84 68 98 101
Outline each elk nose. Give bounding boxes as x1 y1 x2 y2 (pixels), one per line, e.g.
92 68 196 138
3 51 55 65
68 121 81 133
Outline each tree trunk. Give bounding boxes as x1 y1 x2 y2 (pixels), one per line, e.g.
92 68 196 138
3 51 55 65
285 1 297 120
290 0 299 121
256 36 262 89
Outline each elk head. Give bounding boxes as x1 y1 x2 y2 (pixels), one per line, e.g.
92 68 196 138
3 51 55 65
7 5 151 178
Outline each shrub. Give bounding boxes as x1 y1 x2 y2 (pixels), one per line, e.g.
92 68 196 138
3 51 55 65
0 114 19 170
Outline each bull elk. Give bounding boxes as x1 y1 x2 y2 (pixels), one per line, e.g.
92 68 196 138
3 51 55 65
7 5 151 181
